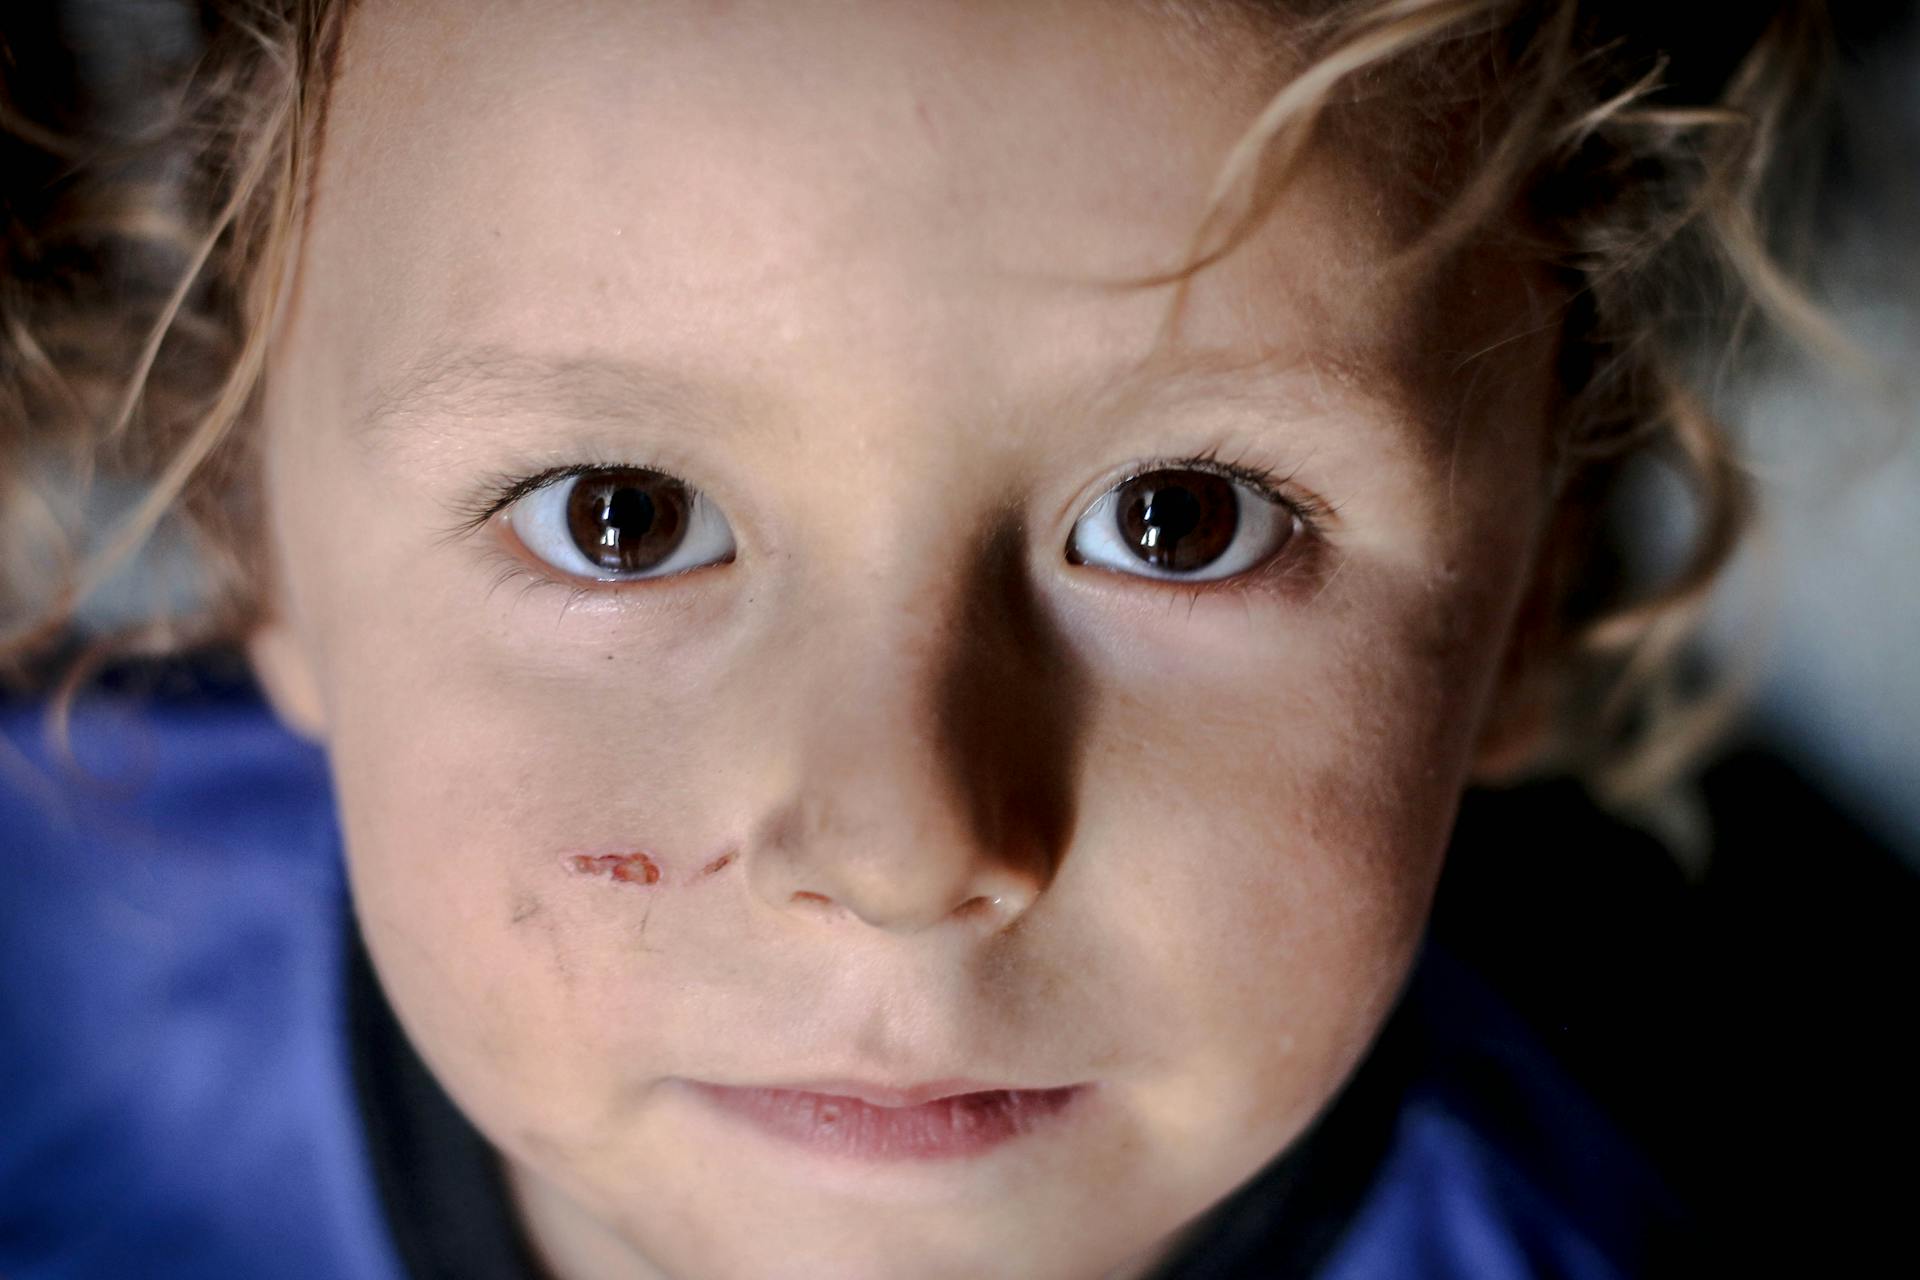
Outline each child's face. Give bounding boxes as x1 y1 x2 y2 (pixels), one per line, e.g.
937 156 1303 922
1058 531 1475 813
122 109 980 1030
250 2 1558 1276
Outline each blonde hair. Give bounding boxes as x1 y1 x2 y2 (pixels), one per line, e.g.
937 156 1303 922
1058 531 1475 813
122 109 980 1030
0 0 1840 802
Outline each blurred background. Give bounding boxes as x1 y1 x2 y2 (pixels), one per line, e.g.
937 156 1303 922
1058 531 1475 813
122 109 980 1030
1700 0 1920 862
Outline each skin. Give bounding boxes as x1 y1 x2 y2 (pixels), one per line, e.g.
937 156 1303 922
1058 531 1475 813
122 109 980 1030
247 2 1562 1277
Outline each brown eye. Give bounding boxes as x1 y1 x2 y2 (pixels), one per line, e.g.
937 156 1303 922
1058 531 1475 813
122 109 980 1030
1112 470 1238 572
506 466 736 581
566 469 691 573
1067 466 1298 583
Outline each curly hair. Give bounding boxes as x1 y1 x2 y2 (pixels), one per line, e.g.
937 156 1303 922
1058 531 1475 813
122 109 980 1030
0 0 1841 804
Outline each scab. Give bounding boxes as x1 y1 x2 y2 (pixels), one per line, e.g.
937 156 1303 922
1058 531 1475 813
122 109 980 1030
567 852 662 885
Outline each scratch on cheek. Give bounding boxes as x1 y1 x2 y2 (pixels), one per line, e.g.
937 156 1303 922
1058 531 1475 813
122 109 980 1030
698 851 736 879
567 852 662 885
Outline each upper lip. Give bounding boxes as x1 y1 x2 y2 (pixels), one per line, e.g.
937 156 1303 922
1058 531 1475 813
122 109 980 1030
696 1078 1070 1109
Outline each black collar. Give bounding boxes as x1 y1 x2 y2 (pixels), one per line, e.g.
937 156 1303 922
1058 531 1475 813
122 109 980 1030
345 919 1412 1280
347 925 552 1280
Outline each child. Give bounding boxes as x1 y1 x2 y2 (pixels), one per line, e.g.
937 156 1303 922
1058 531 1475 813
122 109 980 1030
1 1 1831 1277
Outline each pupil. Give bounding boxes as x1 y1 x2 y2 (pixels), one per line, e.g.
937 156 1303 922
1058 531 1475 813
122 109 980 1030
1142 487 1201 541
604 487 656 541
566 469 689 573
1117 471 1236 571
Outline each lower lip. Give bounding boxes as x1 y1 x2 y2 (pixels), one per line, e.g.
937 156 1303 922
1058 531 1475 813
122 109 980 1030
683 1082 1087 1160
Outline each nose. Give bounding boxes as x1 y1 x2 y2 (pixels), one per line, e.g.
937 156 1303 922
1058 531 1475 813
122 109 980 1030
742 521 1083 936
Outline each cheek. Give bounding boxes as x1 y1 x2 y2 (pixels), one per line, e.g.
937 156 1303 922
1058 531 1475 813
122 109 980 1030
1019 561 1510 1162
320 623 749 1132
1093 610 1473 996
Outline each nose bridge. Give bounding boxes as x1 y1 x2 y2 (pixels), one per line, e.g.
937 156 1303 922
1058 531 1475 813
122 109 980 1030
746 518 1083 935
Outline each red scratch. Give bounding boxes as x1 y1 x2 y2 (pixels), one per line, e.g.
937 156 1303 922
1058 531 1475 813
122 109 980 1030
699 851 736 879
568 852 661 885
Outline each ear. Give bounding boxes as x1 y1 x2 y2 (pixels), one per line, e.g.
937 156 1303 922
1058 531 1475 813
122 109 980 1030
246 616 329 743
1468 665 1556 784
1468 491 1587 786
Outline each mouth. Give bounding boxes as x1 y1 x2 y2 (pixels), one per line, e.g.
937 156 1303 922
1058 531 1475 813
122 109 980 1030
680 1078 1090 1160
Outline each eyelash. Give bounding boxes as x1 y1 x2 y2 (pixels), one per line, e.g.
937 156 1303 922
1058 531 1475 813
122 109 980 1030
442 459 706 538
441 446 1335 605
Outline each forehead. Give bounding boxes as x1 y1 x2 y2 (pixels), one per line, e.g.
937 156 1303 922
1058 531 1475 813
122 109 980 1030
288 0 1524 452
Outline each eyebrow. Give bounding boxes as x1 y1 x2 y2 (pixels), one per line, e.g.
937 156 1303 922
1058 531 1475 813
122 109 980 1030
354 344 756 452
355 339 1432 463
1093 342 1439 452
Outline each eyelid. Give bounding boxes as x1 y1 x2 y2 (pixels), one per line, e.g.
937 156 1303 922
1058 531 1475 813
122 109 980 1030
441 460 707 540
1171 453 1330 528
1072 451 1333 534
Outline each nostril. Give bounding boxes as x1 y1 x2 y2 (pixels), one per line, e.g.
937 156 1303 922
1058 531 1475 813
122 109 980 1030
956 894 1004 919
785 888 1016 931
956 891 1038 932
